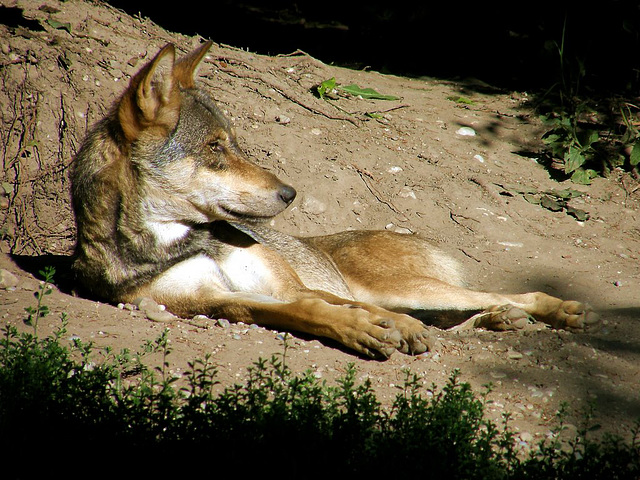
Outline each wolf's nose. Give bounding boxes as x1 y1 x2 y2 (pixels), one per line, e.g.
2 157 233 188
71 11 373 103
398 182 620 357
279 184 297 205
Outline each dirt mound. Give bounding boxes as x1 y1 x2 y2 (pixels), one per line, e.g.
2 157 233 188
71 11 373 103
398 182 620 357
1 0 639 446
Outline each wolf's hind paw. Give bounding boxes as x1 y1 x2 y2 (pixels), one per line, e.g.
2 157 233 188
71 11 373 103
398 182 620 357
553 301 601 332
476 305 531 331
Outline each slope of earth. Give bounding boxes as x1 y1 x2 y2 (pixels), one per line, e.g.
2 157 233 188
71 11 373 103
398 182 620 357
1 0 639 448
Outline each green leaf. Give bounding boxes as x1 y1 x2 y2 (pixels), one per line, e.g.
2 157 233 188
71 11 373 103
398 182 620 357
609 153 626 170
630 139 640 166
542 130 569 157
564 146 585 174
496 183 537 196
548 188 584 199
337 84 400 101
47 18 72 34
447 95 475 105
570 168 597 185
315 77 337 99
540 195 565 212
566 206 590 221
585 129 600 147
576 129 599 150
542 133 562 145
559 115 572 130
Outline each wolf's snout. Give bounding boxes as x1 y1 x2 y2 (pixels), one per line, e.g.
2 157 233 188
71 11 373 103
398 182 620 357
278 184 297 205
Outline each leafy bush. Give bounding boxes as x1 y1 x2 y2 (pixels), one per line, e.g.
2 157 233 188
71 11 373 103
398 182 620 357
1 273 638 477
539 99 640 185
2 321 639 477
537 20 640 184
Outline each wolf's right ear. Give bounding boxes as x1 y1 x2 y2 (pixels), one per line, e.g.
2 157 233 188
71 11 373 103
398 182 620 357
118 43 180 142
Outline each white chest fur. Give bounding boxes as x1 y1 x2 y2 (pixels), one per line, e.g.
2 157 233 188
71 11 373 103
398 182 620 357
152 254 227 292
152 252 282 305
219 248 274 293
147 221 191 245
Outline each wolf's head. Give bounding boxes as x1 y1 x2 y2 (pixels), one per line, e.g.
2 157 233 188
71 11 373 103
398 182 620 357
116 42 296 226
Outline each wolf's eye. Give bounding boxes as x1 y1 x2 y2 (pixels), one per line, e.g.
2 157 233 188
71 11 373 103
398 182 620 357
208 140 224 153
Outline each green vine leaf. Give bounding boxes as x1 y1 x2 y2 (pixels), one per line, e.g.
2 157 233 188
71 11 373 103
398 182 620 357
314 78 400 101
337 84 400 100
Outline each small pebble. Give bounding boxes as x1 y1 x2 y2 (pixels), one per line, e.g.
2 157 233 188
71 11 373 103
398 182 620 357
133 296 159 312
216 318 231 328
519 432 534 443
146 309 177 323
0 269 18 290
398 186 416 199
456 126 476 136
300 195 327 215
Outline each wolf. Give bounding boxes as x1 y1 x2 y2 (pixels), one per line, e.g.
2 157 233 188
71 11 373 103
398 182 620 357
71 41 599 358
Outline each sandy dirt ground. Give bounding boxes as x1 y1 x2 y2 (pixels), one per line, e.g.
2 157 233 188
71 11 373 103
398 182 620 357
1 0 639 448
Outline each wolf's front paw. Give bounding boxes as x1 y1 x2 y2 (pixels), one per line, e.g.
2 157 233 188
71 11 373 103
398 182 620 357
392 314 438 355
327 304 404 358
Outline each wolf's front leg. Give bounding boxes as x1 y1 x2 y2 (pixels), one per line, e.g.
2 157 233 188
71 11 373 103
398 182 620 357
154 289 432 358
248 297 434 358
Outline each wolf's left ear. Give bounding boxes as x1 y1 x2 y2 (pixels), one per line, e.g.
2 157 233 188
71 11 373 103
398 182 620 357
174 40 214 89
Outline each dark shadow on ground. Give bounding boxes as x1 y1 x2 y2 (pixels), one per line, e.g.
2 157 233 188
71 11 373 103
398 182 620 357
106 1 640 95
462 302 640 436
10 254 76 294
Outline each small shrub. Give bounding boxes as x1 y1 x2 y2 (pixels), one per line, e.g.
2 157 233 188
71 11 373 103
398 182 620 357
536 19 640 184
1 272 638 477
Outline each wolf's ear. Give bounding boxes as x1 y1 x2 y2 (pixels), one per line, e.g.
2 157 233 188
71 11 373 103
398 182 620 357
174 40 213 89
118 43 179 142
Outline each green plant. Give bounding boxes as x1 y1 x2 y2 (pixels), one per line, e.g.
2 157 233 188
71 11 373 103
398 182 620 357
23 265 56 335
620 102 640 174
1 277 639 477
541 110 600 184
497 183 590 221
513 402 640 479
314 76 400 101
538 18 640 184
538 20 601 185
